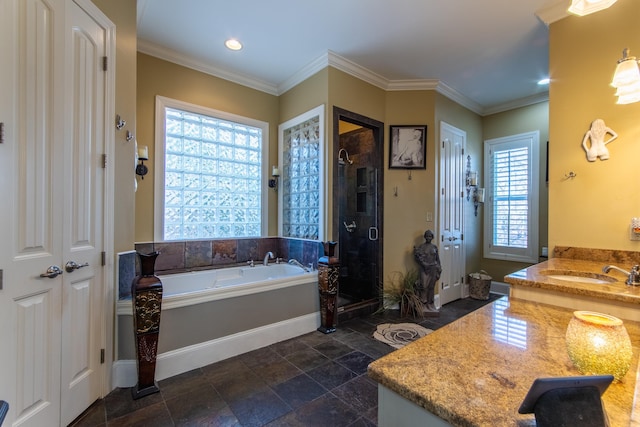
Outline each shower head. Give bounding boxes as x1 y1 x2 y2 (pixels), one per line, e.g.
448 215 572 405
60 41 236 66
338 148 353 165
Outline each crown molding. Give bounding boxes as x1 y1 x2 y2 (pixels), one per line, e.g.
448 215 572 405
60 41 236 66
137 39 279 95
536 0 570 25
137 44 545 116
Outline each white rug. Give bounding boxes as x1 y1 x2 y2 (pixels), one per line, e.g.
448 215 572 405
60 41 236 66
373 323 433 349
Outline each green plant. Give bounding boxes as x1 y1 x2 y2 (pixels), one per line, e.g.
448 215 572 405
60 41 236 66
379 269 425 319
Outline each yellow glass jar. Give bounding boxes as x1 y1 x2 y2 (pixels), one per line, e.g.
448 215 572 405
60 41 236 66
566 311 632 381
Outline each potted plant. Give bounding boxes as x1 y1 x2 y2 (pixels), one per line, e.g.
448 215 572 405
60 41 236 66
379 269 425 318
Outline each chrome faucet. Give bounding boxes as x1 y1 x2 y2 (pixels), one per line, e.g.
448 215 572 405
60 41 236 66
263 251 274 266
288 258 310 272
602 264 640 285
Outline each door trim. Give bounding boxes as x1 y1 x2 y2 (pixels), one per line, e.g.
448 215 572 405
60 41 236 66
74 0 116 397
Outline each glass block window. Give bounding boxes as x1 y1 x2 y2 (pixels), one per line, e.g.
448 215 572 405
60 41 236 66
155 96 268 241
278 105 324 240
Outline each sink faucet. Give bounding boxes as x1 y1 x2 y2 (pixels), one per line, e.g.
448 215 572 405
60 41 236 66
602 264 640 285
288 258 309 272
263 251 274 266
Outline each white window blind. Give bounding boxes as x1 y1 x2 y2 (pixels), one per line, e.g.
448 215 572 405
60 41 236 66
154 96 269 241
483 131 539 263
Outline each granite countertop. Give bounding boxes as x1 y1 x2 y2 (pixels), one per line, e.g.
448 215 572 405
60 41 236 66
367 296 640 427
504 257 640 306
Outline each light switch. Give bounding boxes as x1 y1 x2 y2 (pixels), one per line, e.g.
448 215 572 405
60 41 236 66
426 211 433 222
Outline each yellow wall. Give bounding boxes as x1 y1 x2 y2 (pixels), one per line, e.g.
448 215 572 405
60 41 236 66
482 101 549 279
93 0 137 253
549 0 640 252
135 53 280 241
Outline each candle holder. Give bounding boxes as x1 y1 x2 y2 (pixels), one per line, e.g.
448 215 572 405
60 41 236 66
566 311 632 381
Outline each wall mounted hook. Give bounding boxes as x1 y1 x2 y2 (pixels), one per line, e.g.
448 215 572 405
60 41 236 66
126 130 134 141
115 114 126 130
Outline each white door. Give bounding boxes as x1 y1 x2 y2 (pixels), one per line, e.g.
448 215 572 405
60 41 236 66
438 122 466 306
0 1 107 425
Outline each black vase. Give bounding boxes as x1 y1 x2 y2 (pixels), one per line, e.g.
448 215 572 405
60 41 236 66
131 251 162 399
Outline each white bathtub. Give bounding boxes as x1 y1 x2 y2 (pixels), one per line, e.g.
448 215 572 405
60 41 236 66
117 263 317 313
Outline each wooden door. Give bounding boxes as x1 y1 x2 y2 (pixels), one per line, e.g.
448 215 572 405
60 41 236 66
438 122 466 306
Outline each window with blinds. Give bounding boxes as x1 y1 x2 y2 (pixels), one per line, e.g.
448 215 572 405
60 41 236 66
154 96 269 241
483 131 539 263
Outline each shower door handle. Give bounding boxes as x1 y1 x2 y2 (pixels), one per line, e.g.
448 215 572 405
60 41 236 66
368 227 378 241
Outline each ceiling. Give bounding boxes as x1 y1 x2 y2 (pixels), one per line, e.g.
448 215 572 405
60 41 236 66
137 0 566 115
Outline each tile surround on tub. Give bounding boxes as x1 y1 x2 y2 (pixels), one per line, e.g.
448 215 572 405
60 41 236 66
122 238 322 298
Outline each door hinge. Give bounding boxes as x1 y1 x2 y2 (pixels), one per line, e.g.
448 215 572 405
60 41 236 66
0 122 4 144
441 235 444 242
102 56 108 71
461 234 464 240
100 349 105 364
441 188 445 196
102 154 107 168
462 148 465 155
101 251 106 266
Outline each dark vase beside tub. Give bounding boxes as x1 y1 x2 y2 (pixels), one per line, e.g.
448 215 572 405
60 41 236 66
317 241 339 334
131 251 163 399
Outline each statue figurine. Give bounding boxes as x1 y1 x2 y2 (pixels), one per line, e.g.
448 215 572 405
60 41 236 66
414 230 442 312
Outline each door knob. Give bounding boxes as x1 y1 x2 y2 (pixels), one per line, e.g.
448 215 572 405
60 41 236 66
40 265 63 279
65 261 89 273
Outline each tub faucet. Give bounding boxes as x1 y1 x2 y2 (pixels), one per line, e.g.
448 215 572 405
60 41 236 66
602 264 640 285
263 251 275 266
288 258 309 272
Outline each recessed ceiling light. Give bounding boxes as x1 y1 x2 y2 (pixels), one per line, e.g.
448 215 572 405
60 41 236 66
225 39 242 51
538 78 550 85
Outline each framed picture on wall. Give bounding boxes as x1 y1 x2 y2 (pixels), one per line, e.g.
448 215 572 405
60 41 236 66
389 125 427 169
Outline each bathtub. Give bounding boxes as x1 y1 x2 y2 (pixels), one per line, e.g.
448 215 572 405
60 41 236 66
114 262 320 386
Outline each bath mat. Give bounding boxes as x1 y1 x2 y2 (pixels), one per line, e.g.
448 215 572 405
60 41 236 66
373 323 433 349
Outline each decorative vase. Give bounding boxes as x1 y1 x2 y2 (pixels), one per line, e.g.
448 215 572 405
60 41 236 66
317 241 339 334
565 310 632 382
131 251 163 399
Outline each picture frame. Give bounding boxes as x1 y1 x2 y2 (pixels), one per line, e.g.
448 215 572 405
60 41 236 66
389 125 427 169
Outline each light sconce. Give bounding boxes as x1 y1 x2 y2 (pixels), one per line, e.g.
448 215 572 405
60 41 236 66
611 48 640 104
465 155 484 217
566 311 632 382
136 145 149 179
268 166 279 191
568 0 617 16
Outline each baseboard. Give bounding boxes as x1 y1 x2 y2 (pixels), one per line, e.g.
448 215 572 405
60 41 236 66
112 311 321 388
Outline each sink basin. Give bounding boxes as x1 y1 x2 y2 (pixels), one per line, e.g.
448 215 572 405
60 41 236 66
539 269 616 285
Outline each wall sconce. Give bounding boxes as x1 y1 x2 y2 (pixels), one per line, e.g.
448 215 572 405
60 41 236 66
566 311 632 381
136 145 149 179
465 155 484 216
568 0 617 16
268 166 279 191
611 48 640 104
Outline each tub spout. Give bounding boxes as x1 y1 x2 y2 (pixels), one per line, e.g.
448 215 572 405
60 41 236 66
602 264 640 285
288 259 309 272
263 251 274 266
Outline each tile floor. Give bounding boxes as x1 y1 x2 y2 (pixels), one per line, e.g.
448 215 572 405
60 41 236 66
70 294 502 427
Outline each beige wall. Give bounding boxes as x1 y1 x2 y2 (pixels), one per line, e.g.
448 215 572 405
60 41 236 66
383 90 437 279
482 101 549 280
92 0 137 253
549 0 640 252
136 53 280 241
435 94 484 275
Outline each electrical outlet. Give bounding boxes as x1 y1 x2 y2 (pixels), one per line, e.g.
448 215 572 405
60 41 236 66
426 211 433 222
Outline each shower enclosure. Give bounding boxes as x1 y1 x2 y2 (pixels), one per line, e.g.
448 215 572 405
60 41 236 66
333 107 384 317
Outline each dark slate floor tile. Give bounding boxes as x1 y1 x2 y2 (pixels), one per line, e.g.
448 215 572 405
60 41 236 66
103 387 163 421
271 373 327 409
313 340 354 360
158 368 208 400
164 383 236 426
307 361 358 391
254 358 302 386
265 393 359 427
297 330 337 347
69 399 106 426
270 337 311 357
239 345 284 369
332 376 378 414
335 351 374 375
106 401 173 427
227 388 291 427
285 347 330 372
